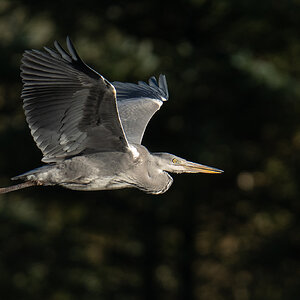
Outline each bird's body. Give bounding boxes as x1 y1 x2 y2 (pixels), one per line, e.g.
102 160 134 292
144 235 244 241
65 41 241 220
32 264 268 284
14 144 173 194
0 37 223 195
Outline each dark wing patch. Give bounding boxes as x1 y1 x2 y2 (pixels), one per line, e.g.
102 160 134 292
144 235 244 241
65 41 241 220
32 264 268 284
112 74 169 144
21 37 128 163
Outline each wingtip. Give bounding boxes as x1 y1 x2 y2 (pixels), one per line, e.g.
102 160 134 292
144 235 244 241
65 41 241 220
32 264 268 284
66 36 80 61
53 39 73 62
66 36 72 49
53 40 60 49
43 46 60 58
148 76 158 87
158 74 169 100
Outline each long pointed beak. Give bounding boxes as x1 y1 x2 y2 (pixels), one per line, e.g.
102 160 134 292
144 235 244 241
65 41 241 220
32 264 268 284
180 161 224 174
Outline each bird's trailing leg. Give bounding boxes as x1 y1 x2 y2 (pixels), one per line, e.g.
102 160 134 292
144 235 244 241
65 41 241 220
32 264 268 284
0 181 37 194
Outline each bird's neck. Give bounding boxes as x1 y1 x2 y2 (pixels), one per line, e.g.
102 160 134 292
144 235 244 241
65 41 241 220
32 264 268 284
125 144 174 194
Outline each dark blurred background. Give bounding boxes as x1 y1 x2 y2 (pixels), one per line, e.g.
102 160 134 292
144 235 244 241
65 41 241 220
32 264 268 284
1 0 300 299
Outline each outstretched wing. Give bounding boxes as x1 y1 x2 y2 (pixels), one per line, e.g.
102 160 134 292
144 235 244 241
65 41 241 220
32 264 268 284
21 37 128 163
113 74 169 144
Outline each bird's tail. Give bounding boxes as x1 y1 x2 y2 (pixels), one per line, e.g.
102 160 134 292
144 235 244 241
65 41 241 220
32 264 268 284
0 181 37 194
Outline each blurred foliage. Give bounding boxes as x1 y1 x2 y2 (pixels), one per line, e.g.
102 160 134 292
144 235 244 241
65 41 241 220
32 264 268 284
0 0 300 299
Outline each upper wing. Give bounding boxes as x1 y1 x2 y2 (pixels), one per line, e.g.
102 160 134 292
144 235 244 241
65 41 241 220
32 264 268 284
112 75 169 144
21 37 128 163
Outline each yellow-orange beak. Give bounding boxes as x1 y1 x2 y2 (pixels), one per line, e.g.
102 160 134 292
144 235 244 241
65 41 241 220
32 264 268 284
179 161 224 174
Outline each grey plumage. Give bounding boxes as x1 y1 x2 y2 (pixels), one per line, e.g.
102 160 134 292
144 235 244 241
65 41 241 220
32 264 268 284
22 37 127 163
113 76 168 144
0 37 223 195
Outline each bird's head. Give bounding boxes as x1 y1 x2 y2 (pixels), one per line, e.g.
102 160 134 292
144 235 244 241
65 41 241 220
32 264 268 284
152 152 223 174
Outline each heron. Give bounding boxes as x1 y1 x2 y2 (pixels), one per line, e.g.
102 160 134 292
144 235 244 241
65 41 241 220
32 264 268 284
0 37 223 195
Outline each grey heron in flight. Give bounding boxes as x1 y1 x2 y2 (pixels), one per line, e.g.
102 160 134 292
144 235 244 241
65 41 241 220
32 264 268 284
0 37 223 195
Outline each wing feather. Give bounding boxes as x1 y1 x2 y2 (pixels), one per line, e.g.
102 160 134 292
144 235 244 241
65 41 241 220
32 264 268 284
21 37 128 163
113 74 169 144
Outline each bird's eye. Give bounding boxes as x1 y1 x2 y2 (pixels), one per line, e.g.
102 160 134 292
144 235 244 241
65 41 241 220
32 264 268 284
172 158 178 163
